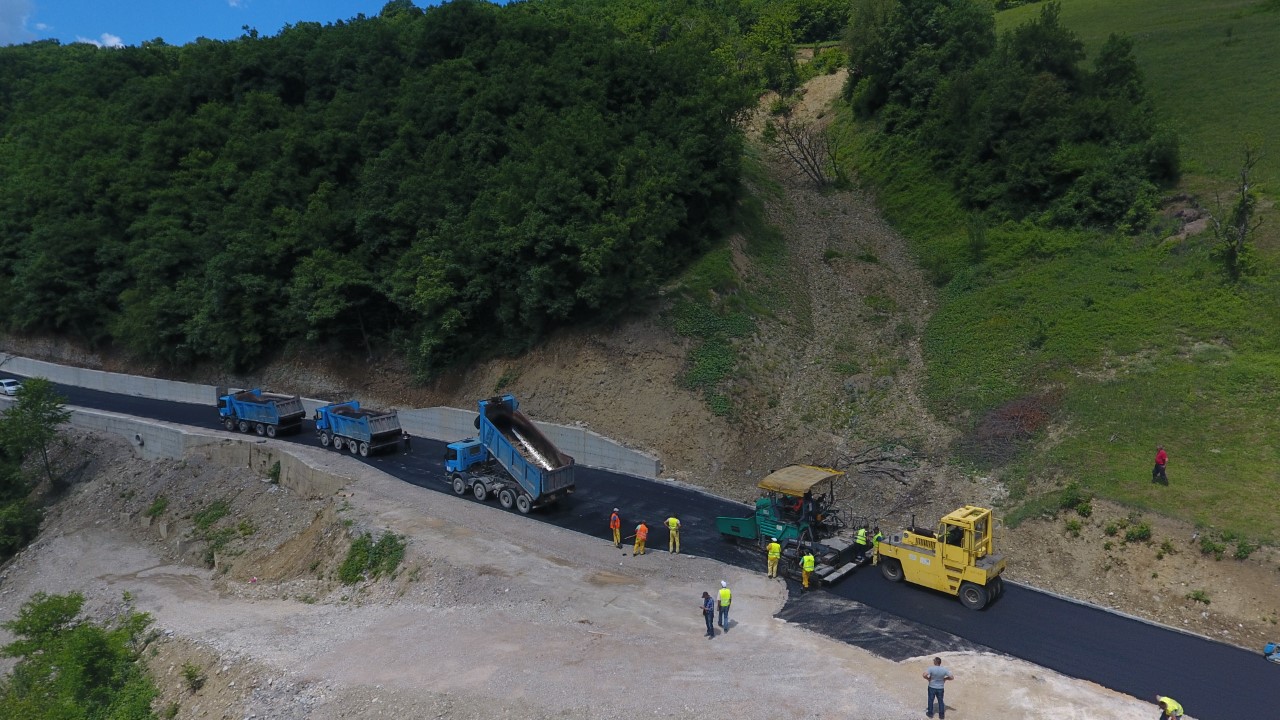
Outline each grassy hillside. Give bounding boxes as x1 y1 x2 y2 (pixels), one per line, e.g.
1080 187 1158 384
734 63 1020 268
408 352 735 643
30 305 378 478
843 97 1280 545
998 0 1280 199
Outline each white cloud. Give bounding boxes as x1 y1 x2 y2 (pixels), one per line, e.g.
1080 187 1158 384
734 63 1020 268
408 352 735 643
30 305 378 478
228 0 243 7
0 0 34 46
74 32 124 48
33 21 45 30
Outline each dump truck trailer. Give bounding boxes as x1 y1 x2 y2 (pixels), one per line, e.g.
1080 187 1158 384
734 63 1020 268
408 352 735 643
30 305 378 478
445 394 575 514
217 389 305 437
314 401 402 457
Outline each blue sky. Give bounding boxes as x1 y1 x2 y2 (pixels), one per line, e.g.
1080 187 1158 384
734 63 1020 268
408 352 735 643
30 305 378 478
1 0 428 48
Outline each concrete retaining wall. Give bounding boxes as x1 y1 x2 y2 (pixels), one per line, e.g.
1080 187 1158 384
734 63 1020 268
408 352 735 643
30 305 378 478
1 353 661 478
2 355 214 405
0 396 350 499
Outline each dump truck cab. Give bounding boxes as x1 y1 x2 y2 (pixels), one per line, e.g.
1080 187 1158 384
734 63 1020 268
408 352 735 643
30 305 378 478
445 437 487 474
877 505 1006 610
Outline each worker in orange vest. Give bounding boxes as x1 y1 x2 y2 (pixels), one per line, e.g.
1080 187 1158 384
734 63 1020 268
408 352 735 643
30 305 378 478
633 521 649 556
609 508 622 548
666 515 681 553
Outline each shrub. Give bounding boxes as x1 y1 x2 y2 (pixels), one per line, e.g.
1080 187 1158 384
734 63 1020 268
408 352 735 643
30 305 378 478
181 662 206 692
145 496 168 519
1 592 158 714
201 527 237 568
1199 535 1226 560
267 461 281 484
1058 483 1092 515
1186 589 1211 605
1234 540 1257 560
1104 523 1119 537
0 499 43 561
192 500 230 531
339 532 407 585
1124 522 1152 544
1065 518 1082 538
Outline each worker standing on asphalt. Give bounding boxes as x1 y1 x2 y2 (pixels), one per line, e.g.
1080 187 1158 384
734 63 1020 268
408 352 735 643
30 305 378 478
801 548 816 590
610 508 622 548
854 525 870 562
666 515 681 554
766 537 782 578
633 520 648 556
717 581 732 631
871 526 883 565
1155 695 1183 719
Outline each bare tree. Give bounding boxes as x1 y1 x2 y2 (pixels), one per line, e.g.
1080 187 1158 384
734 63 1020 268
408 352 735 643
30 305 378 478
762 110 844 188
1209 144 1264 281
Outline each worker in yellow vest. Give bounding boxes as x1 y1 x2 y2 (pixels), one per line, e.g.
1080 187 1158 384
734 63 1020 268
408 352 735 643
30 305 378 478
1156 695 1183 719
801 549 816 590
766 537 782 578
854 525 870 562
633 521 648 556
717 580 732 631
666 515 681 553
871 526 884 565
609 508 622 548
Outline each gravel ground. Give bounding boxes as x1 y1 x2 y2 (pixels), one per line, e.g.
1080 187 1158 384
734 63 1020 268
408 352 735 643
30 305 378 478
0 432 1174 720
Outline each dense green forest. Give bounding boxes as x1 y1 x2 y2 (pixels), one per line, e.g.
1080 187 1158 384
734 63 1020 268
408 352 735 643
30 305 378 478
846 0 1176 232
0 0 765 374
0 0 1173 378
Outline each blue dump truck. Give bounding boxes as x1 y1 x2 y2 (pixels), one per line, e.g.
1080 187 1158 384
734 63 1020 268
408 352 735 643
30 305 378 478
445 394 575 514
217 389 305 437
313 401 402 457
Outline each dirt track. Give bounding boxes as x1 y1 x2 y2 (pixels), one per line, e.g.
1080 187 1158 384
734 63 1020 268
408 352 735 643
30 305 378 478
0 433 1175 719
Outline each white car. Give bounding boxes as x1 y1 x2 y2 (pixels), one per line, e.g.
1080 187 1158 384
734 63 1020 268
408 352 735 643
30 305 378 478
0 378 22 396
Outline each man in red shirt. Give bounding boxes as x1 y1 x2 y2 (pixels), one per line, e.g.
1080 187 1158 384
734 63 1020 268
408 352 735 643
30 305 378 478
1153 445 1168 484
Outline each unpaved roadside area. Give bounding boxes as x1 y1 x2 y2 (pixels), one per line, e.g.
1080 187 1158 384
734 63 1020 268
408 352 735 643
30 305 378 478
0 432 1174 719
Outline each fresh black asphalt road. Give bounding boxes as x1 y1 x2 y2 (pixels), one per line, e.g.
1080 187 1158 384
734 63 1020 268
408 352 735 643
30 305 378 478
10 375 1273 720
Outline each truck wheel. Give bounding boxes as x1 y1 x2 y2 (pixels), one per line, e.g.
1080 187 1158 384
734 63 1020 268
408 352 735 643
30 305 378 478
990 576 1005 600
959 581 990 610
266 424 277 438
451 475 467 496
358 442 370 457
472 482 488 501
255 423 266 436
347 438 360 455
332 436 344 451
515 494 533 515
498 489 515 509
237 420 249 433
880 558 904 583
223 417 236 431
320 432 332 448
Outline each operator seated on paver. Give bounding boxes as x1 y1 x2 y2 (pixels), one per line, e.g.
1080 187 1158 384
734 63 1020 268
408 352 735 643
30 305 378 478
784 495 802 518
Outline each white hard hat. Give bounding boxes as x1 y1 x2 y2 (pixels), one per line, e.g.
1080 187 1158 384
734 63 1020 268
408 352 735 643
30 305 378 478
613 508 619 512
721 580 728 588
771 537 778 542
